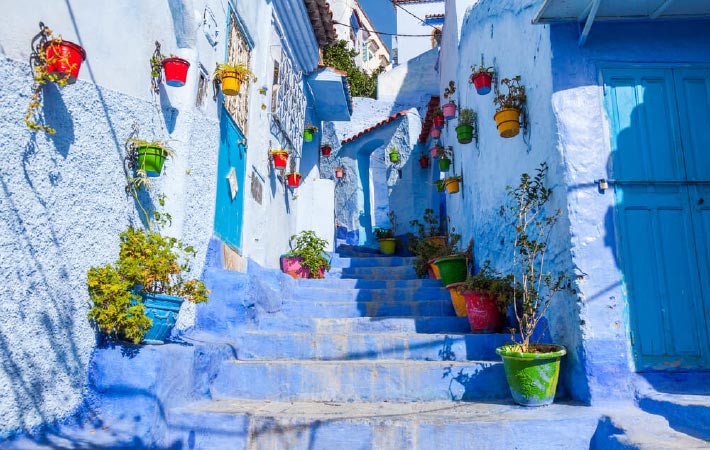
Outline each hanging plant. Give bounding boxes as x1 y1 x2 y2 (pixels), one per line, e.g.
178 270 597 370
388 147 400 163
470 64 495 95
334 166 345 179
270 149 290 170
456 108 477 144
304 123 318 142
128 138 175 178
25 22 87 134
213 62 256 96
286 157 301 187
442 81 457 119
321 145 332 157
432 107 445 129
419 154 429 169
493 76 526 138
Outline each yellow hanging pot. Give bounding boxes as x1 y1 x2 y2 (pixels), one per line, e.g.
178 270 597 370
446 177 461 193
221 71 242 96
493 108 521 138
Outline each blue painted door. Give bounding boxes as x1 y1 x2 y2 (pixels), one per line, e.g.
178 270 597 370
604 67 710 370
213 108 246 252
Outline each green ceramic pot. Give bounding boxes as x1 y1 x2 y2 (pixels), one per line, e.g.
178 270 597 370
438 158 451 171
433 255 467 286
137 146 168 177
389 152 400 163
304 129 314 142
378 238 396 255
496 344 566 406
456 124 474 144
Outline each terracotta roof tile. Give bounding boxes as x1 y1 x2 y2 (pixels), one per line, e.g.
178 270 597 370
418 96 440 143
304 0 338 47
341 109 410 145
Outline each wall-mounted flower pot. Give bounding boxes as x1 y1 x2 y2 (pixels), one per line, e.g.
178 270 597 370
335 168 344 179
271 151 289 169
137 145 168 177
433 115 445 129
389 152 400 163
434 179 446 192
433 255 468 286
304 130 314 142
162 57 190 87
438 157 451 172
321 145 332 157
463 290 503 333
43 40 86 84
220 71 241 95
445 282 468 317
446 177 461 193
496 344 567 406
429 147 440 158
139 292 183 344
455 124 474 144
419 156 429 169
430 128 441 139
472 71 493 95
378 238 396 255
286 173 301 187
494 108 521 138
442 102 456 119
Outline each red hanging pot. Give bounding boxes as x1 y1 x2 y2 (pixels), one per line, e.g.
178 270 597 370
464 290 503 333
419 156 429 169
321 145 332 157
472 72 493 95
271 151 289 169
442 102 456 119
335 168 344 178
433 115 445 129
430 128 441 139
43 40 86 84
286 173 301 187
162 57 190 87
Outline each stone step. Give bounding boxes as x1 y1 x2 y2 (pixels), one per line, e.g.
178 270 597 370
237 331 510 361
165 399 601 450
296 278 441 289
280 299 456 318
256 316 472 334
330 255 416 268
292 286 449 302
211 359 507 402
327 265 419 280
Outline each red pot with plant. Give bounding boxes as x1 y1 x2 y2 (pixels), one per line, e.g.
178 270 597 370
419 156 429 169
321 145 332 157
286 173 301 187
464 290 503 333
470 65 495 95
162 57 190 87
430 128 441 139
433 114 445 129
43 40 86 84
271 150 289 169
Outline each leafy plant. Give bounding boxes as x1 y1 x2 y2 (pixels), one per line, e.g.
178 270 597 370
432 107 443 117
501 163 568 351
493 76 526 112
373 228 394 239
322 40 381 98
305 123 319 133
470 64 495 78
458 109 476 127
286 230 331 279
435 145 451 159
389 147 399 156
213 62 257 83
459 261 515 312
443 80 456 105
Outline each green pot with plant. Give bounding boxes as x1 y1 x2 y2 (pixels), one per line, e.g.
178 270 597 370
407 209 449 278
456 109 476 144
389 147 400 163
374 211 397 255
214 62 256 96
495 163 569 406
281 230 331 279
304 124 318 142
458 262 514 333
493 76 526 138
433 254 467 287
130 138 174 177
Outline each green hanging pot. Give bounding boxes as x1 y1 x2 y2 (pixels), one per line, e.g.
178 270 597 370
304 129 314 142
496 344 567 407
433 255 467 286
456 124 474 144
438 157 451 171
137 145 168 177
389 152 400 163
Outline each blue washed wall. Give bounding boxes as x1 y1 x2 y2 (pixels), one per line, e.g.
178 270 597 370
549 20 710 402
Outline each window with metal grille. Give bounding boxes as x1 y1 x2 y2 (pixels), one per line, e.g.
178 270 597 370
224 11 251 134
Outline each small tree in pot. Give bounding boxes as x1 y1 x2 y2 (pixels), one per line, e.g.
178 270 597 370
282 230 331 279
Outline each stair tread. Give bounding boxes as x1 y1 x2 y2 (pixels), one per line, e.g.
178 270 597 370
244 330 506 337
226 359 500 365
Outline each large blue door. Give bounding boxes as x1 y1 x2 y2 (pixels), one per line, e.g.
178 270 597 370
604 67 710 370
213 108 246 252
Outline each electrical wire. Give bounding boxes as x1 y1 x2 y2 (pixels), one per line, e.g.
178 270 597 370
332 20 436 37
389 0 440 30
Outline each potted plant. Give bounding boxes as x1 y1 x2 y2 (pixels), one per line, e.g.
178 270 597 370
432 107 445 129
434 179 446 193
457 262 514 333
445 175 462 194
430 143 444 158
493 76 526 138
281 230 331 279
389 147 400 163
373 211 397 255
437 146 452 172
334 165 345 179
470 64 495 95
25 24 86 133
456 109 476 144
442 81 457 119
213 62 256 96
496 163 569 407
270 149 289 170
432 232 468 287
304 123 318 142
161 55 191 87
285 158 301 187
129 138 174 177
321 145 332 157
87 199 209 344
430 128 441 139
418 153 429 169
407 209 449 279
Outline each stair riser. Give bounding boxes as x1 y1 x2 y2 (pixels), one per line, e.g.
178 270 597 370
238 333 509 361
327 267 419 280
279 300 456 318
212 361 508 402
292 287 449 302
330 256 417 268
256 317 472 334
297 278 441 289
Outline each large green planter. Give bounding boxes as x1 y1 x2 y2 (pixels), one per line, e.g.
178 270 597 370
137 145 168 177
496 344 566 407
433 255 467 286
438 157 451 171
378 238 396 255
456 124 474 144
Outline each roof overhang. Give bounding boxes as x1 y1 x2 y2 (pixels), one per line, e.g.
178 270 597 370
533 0 710 46
307 68 354 122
